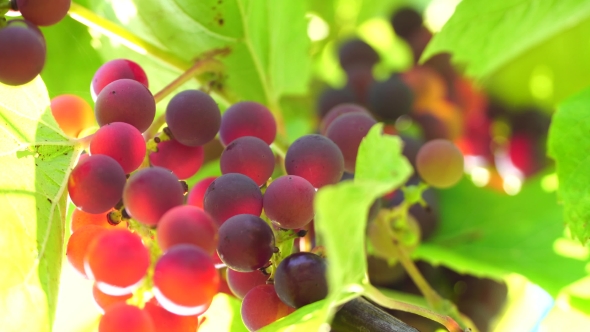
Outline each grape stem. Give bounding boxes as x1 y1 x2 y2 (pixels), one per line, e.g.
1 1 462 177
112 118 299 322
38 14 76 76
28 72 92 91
363 285 467 332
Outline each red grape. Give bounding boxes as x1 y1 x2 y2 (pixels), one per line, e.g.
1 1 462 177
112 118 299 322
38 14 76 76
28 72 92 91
241 284 294 331
92 283 132 314
15 0 70 26
274 252 328 308
85 229 150 296
203 173 263 225
123 167 184 226
68 155 127 214
92 59 149 98
186 177 216 209
226 268 268 299
95 79 156 132
219 101 277 146
99 303 155 332
220 136 275 186
50 95 95 138
153 244 219 316
70 208 126 233
416 139 464 188
326 112 377 173
285 134 344 188
149 139 204 180
165 90 221 146
143 298 199 332
157 205 218 254
0 19 46 86
263 175 315 229
217 214 275 272
66 225 107 278
90 122 146 174
320 103 370 135
316 87 358 118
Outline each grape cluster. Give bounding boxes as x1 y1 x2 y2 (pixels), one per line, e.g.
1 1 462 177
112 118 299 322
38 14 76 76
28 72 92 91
0 0 71 85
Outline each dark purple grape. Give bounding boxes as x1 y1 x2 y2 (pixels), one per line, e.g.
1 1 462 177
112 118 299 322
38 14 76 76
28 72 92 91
68 155 126 214
320 103 370 135
368 74 414 121
15 0 70 26
91 59 149 99
149 139 204 180
216 214 275 272
123 167 184 226
95 79 156 133
241 284 294 331
203 173 263 225
0 20 46 86
285 134 344 188
316 87 358 118
226 269 268 299
345 66 374 105
274 252 328 308
390 7 423 40
165 90 221 146
220 136 275 186
90 122 146 174
219 101 277 146
326 112 377 173
263 175 315 229
338 39 380 71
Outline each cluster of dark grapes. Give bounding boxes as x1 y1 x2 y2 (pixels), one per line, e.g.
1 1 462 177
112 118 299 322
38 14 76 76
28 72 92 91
0 0 71 85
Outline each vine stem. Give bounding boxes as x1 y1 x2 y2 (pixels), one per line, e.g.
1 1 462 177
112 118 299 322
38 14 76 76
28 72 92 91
363 285 466 332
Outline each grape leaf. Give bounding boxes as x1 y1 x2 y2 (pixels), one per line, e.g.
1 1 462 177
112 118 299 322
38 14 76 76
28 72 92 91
422 0 590 80
413 177 588 297
199 293 248 332
0 78 77 331
548 87 590 245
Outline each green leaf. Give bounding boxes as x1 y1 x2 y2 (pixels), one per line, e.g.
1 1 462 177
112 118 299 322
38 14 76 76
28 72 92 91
199 293 248 332
422 0 590 80
0 78 77 331
413 177 588 297
258 301 327 332
548 87 590 244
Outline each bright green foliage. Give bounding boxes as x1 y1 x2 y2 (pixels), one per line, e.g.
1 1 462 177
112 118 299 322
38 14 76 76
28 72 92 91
200 294 248 332
0 78 77 331
423 0 590 80
548 87 590 245
414 177 587 297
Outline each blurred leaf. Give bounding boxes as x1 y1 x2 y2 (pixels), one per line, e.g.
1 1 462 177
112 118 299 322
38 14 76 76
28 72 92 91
0 78 77 331
259 301 327 332
414 177 588 297
199 293 248 332
548 87 590 244
423 0 590 82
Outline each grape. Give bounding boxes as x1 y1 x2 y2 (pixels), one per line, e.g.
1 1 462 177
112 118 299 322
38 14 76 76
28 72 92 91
153 244 219 316
95 78 156 133
92 283 132 314
217 214 275 272
383 187 439 241
149 139 204 180
338 39 379 71
157 205 218 254
186 177 216 209
416 139 464 188
50 95 95 137
263 175 315 229
0 20 46 86
241 284 294 331
344 66 374 105
316 87 358 118
412 112 450 141
92 59 149 99
368 74 414 121
401 66 447 110
285 134 344 188
15 0 70 26
70 208 126 233
99 303 155 332
165 90 221 146
68 154 127 214
203 173 263 225
66 225 107 278
123 167 184 226
220 136 275 186
325 112 377 173
274 252 328 308
226 269 268 299
143 298 199 332
85 229 150 296
390 7 423 40
219 101 277 146
320 103 370 135
90 122 146 174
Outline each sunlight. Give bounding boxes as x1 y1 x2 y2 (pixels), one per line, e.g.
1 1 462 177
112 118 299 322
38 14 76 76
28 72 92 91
424 0 462 32
307 13 330 42
107 0 137 25
553 237 589 260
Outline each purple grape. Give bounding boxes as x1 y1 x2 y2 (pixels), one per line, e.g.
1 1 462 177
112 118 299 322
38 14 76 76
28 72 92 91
326 112 377 173
0 20 46 86
165 90 221 147
220 136 275 186
219 101 277 146
89 122 146 174
274 252 328 308
15 0 70 26
263 175 315 229
285 135 344 188
91 59 149 99
203 173 263 225
149 139 204 180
